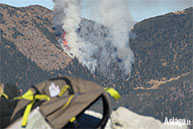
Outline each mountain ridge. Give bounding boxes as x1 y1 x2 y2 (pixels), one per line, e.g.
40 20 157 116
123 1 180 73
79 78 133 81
0 4 192 128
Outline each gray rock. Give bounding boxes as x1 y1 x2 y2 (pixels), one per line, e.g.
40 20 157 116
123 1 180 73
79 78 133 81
86 107 188 129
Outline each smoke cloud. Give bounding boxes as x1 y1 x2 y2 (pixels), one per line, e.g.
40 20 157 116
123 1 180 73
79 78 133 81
52 0 135 79
98 0 134 75
52 0 97 72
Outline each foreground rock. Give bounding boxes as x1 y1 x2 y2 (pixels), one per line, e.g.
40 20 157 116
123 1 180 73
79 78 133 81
108 107 188 129
86 107 188 129
7 106 188 129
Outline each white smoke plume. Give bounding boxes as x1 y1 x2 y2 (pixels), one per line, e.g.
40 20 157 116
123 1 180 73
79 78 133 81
52 0 135 79
52 0 97 72
98 0 134 75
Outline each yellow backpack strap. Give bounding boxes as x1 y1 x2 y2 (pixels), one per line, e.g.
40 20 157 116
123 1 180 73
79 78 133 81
14 89 50 127
105 88 120 100
58 85 70 97
1 93 8 99
70 117 76 123
62 94 75 109
21 100 35 127
14 89 34 100
61 94 76 123
35 95 50 101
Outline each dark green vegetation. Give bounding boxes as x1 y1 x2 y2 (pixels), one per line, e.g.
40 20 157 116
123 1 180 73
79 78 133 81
0 4 192 128
0 32 50 90
125 8 192 127
117 72 192 122
0 12 5 24
0 84 20 128
12 27 24 38
129 7 192 89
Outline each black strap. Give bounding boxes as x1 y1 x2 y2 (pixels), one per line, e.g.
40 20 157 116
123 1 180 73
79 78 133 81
97 92 111 129
31 85 41 94
67 92 111 129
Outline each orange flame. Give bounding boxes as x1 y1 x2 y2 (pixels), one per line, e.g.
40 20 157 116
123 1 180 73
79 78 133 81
63 40 68 45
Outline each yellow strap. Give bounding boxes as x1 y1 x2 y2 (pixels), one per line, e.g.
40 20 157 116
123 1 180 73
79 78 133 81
62 95 74 109
21 89 34 99
35 95 50 101
14 90 50 101
14 89 34 100
14 89 50 127
105 88 120 100
58 85 70 97
1 93 8 99
21 100 35 127
21 94 50 127
70 117 76 123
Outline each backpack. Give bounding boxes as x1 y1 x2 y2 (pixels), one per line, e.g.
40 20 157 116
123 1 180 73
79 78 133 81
10 76 120 129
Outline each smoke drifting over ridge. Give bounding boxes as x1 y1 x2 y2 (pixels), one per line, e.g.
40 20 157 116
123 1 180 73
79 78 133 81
52 0 134 79
98 0 134 76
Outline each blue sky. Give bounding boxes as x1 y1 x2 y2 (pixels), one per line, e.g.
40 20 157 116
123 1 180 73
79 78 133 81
0 0 192 22
0 0 54 9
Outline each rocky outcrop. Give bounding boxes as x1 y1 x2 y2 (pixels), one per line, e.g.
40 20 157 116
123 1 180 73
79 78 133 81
9 107 188 129
86 107 188 129
109 107 188 129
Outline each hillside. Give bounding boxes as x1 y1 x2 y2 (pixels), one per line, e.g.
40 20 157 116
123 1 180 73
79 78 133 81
129 7 192 89
0 4 96 91
127 7 192 127
0 4 192 128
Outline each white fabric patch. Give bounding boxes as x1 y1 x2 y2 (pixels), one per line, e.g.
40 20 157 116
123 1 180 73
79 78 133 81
49 83 60 97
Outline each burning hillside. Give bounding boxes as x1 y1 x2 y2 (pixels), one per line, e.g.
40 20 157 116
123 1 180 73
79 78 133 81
52 0 135 80
1 4 192 127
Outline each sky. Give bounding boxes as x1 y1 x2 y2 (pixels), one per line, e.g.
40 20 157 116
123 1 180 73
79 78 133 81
0 0 192 22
